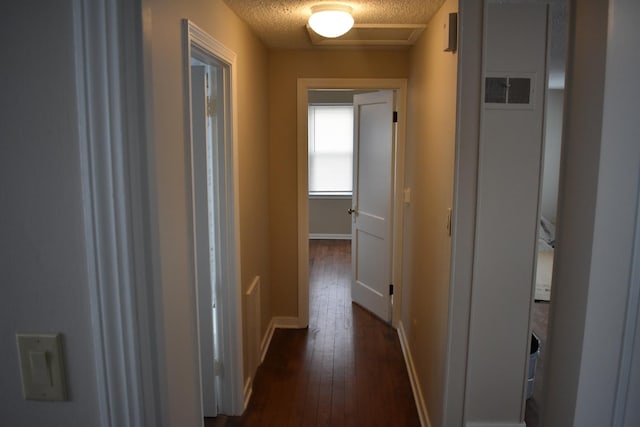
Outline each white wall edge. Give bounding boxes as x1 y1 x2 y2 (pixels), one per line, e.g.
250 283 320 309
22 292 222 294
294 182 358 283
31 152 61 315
75 0 161 425
443 1 483 425
398 322 431 427
273 316 303 329
309 233 352 240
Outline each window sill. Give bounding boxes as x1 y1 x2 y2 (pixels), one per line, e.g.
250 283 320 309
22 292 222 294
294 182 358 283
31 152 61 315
309 192 352 200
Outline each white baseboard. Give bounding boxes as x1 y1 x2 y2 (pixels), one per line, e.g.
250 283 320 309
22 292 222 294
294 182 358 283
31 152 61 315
260 318 276 363
398 321 431 427
466 423 525 427
309 233 352 240
273 316 303 328
243 376 252 410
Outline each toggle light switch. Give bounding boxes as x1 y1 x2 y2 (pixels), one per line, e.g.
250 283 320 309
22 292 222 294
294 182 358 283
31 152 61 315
29 351 51 386
16 333 67 401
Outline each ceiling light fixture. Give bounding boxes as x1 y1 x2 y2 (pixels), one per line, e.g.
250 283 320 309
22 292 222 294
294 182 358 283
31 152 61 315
308 4 354 38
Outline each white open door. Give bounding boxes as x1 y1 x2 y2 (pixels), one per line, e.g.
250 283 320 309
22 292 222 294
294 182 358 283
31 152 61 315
351 90 395 322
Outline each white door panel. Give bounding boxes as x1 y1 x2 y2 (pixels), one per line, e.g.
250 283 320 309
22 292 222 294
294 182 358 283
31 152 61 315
351 90 395 322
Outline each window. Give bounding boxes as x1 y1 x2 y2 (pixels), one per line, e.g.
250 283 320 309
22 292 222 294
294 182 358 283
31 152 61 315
308 105 353 195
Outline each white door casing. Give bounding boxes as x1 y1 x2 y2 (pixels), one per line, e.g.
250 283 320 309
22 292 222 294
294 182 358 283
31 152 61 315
351 91 395 322
183 20 245 416
190 64 218 417
296 78 407 329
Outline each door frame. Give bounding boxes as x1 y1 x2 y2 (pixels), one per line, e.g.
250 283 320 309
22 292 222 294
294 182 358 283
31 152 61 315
296 78 408 328
183 20 245 416
75 0 162 424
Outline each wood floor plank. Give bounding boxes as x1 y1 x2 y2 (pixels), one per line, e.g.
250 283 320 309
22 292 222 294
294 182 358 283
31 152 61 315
217 240 419 426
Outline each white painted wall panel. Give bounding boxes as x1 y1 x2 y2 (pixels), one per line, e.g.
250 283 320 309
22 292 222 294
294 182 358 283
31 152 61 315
465 2 547 423
0 2 100 425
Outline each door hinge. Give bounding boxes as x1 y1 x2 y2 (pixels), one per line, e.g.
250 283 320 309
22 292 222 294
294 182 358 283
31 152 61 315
389 284 394 295
393 111 398 123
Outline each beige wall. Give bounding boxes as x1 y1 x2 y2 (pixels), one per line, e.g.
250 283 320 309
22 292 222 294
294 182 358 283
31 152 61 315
268 50 410 317
400 0 458 426
145 0 270 422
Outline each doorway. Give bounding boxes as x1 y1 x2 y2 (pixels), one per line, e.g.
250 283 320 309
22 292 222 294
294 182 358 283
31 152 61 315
189 57 221 417
525 2 567 424
296 79 407 328
183 20 244 418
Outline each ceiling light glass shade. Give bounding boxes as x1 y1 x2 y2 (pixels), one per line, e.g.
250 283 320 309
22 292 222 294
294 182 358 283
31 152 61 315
308 5 354 38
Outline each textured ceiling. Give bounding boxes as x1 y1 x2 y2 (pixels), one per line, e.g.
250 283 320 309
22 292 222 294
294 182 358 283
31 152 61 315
224 0 567 87
223 0 446 49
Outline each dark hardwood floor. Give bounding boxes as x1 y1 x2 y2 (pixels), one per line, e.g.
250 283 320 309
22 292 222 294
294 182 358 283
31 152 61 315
207 239 420 426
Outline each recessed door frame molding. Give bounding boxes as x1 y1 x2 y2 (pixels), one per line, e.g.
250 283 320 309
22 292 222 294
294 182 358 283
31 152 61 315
182 19 245 416
74 0 162 424
296 78 408 328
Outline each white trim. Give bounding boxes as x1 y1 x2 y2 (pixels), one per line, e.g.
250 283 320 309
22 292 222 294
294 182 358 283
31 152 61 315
183 20 244 416
75 0 161 426
309 193 353 199
398 322 431 427
243 377 253 411
260 318 276 363
242 317 277 412
443 1 483 425
297 78 408 329
309 233 352 240
273 317 303 329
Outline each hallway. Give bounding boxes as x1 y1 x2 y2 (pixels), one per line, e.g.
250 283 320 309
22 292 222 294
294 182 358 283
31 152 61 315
212 239 419 426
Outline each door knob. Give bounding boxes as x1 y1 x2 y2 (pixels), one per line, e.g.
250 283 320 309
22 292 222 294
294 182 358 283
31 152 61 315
347 208 356 215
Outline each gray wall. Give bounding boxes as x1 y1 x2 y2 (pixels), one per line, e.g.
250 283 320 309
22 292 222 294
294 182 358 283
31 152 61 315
541 89 564 222
0 2 100 425
544 0 640 425
309 197 352 236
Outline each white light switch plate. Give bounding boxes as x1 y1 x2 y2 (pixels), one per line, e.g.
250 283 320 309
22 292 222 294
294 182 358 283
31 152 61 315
403 188 411 204
16 333 67 401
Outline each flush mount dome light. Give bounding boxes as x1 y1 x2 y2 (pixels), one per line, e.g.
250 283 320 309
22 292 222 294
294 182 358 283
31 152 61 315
308 4 354 38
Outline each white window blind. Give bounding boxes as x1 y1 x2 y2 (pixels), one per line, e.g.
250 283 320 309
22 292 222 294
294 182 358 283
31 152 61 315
308 105 353 195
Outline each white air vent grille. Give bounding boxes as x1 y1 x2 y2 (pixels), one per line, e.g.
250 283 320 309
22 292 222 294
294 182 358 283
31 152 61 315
484 74 536 108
